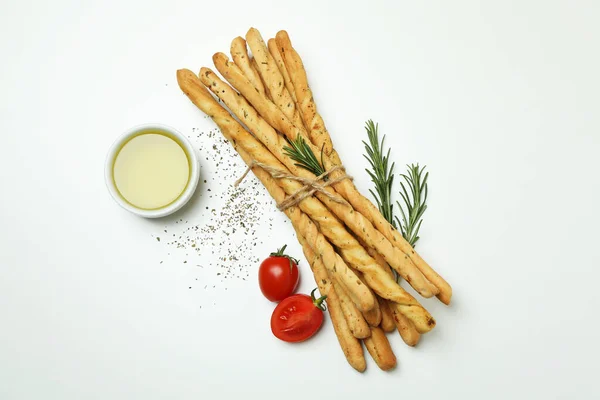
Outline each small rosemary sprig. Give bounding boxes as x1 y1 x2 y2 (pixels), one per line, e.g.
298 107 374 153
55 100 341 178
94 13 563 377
363 120 429 249
283 135 326 178
396 164 428 248
363 120 396 228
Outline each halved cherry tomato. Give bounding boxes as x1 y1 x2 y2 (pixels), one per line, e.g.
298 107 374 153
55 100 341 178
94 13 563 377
258 245 299 302
270 288 327 343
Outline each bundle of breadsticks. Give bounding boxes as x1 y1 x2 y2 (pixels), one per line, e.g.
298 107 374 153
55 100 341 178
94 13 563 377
177 28 452 372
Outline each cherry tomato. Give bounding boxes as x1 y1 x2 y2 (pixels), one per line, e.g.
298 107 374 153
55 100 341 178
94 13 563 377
270 288 327 343
258 245 300 302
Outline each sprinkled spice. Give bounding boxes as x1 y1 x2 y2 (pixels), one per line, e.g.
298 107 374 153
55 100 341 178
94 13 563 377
154 126 284 307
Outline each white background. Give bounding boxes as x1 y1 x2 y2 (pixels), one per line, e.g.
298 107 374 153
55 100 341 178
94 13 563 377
1 0 599 399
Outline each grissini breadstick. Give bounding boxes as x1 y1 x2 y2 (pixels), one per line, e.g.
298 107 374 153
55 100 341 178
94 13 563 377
355 271 382 327
389 301 421 345
205 58 438 299
332 279 371 339
177 68 374 312
298 235 366 372
275 30 334 157
378 297 397 333
251 58 271 100
276 30 452 305
245 28 305 130
363 238 435 333
370 247 426 338
363 303 382 328
212 53 439 297
267 38 296 102
230 37 266 96
364 327 397 371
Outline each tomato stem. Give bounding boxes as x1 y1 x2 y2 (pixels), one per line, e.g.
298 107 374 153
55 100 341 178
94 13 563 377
270 244 300 272
310 288 327 311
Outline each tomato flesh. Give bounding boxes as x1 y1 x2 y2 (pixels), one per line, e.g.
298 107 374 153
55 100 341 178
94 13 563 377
259 256 299 302
271 294 324 342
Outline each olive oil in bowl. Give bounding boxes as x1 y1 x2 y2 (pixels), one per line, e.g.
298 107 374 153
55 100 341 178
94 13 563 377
105 124 200 218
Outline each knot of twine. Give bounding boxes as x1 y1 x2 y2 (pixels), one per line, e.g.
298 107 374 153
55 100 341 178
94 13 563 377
234 161 352 211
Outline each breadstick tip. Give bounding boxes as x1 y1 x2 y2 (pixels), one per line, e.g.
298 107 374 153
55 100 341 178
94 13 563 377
198 67 215 80
176 68 200 91
437 286 452 305
176 68 194 80
275 30 291 44
231 36 246 49
212 52 230 66
246 27 259 37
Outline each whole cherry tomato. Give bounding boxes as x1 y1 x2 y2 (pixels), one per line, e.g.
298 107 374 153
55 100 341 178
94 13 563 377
258 245 299 302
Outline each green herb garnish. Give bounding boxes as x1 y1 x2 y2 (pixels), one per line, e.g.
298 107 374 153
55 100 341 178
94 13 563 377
283 135 326 178
396 164 428 248
363 121 429 249
363 120 396 228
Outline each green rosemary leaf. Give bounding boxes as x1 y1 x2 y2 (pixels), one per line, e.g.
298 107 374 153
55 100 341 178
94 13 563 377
396 163 429 248
283 135 326 178
363 120 396 229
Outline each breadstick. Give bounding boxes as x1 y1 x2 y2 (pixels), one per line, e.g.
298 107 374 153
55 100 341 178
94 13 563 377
332 279 371 339
267 38 296 102
389 301 421 346
363 239 435 333
245 28 305 130
230 37 265 96
368 248 420 341
364 327 397 371
250 58 271 100
177 68 374 312
275 30 334 157
206 58 438 299
276 30 452 305
297 235 367 371
355 271 381 327
298 235 366 372
379 297 396 333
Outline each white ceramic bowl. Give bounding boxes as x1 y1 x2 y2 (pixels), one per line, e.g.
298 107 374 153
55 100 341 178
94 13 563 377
105 123 200 218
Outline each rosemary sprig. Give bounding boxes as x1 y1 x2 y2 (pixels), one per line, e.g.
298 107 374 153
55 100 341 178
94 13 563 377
362 120 396 228
396 164 428 248
283 135 326 178
362 120 429 249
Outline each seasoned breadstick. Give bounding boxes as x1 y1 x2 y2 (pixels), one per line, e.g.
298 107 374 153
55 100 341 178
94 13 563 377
332 279 371 339
230 37 265 96
210 54 439 299
267 38 296 102
250 58 270 100
367 245 421 341
276 30 452 305
245 28 305 130
275 30 334 157
298 235 366 372
177 68 373 312
363 239 435 333
355 272 381 327
378 297 396 333
364 327 397 371
363 305 382 328
389 301 421 346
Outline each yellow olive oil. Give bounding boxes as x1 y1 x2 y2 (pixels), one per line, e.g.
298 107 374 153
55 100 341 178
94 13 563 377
113 132 190 210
